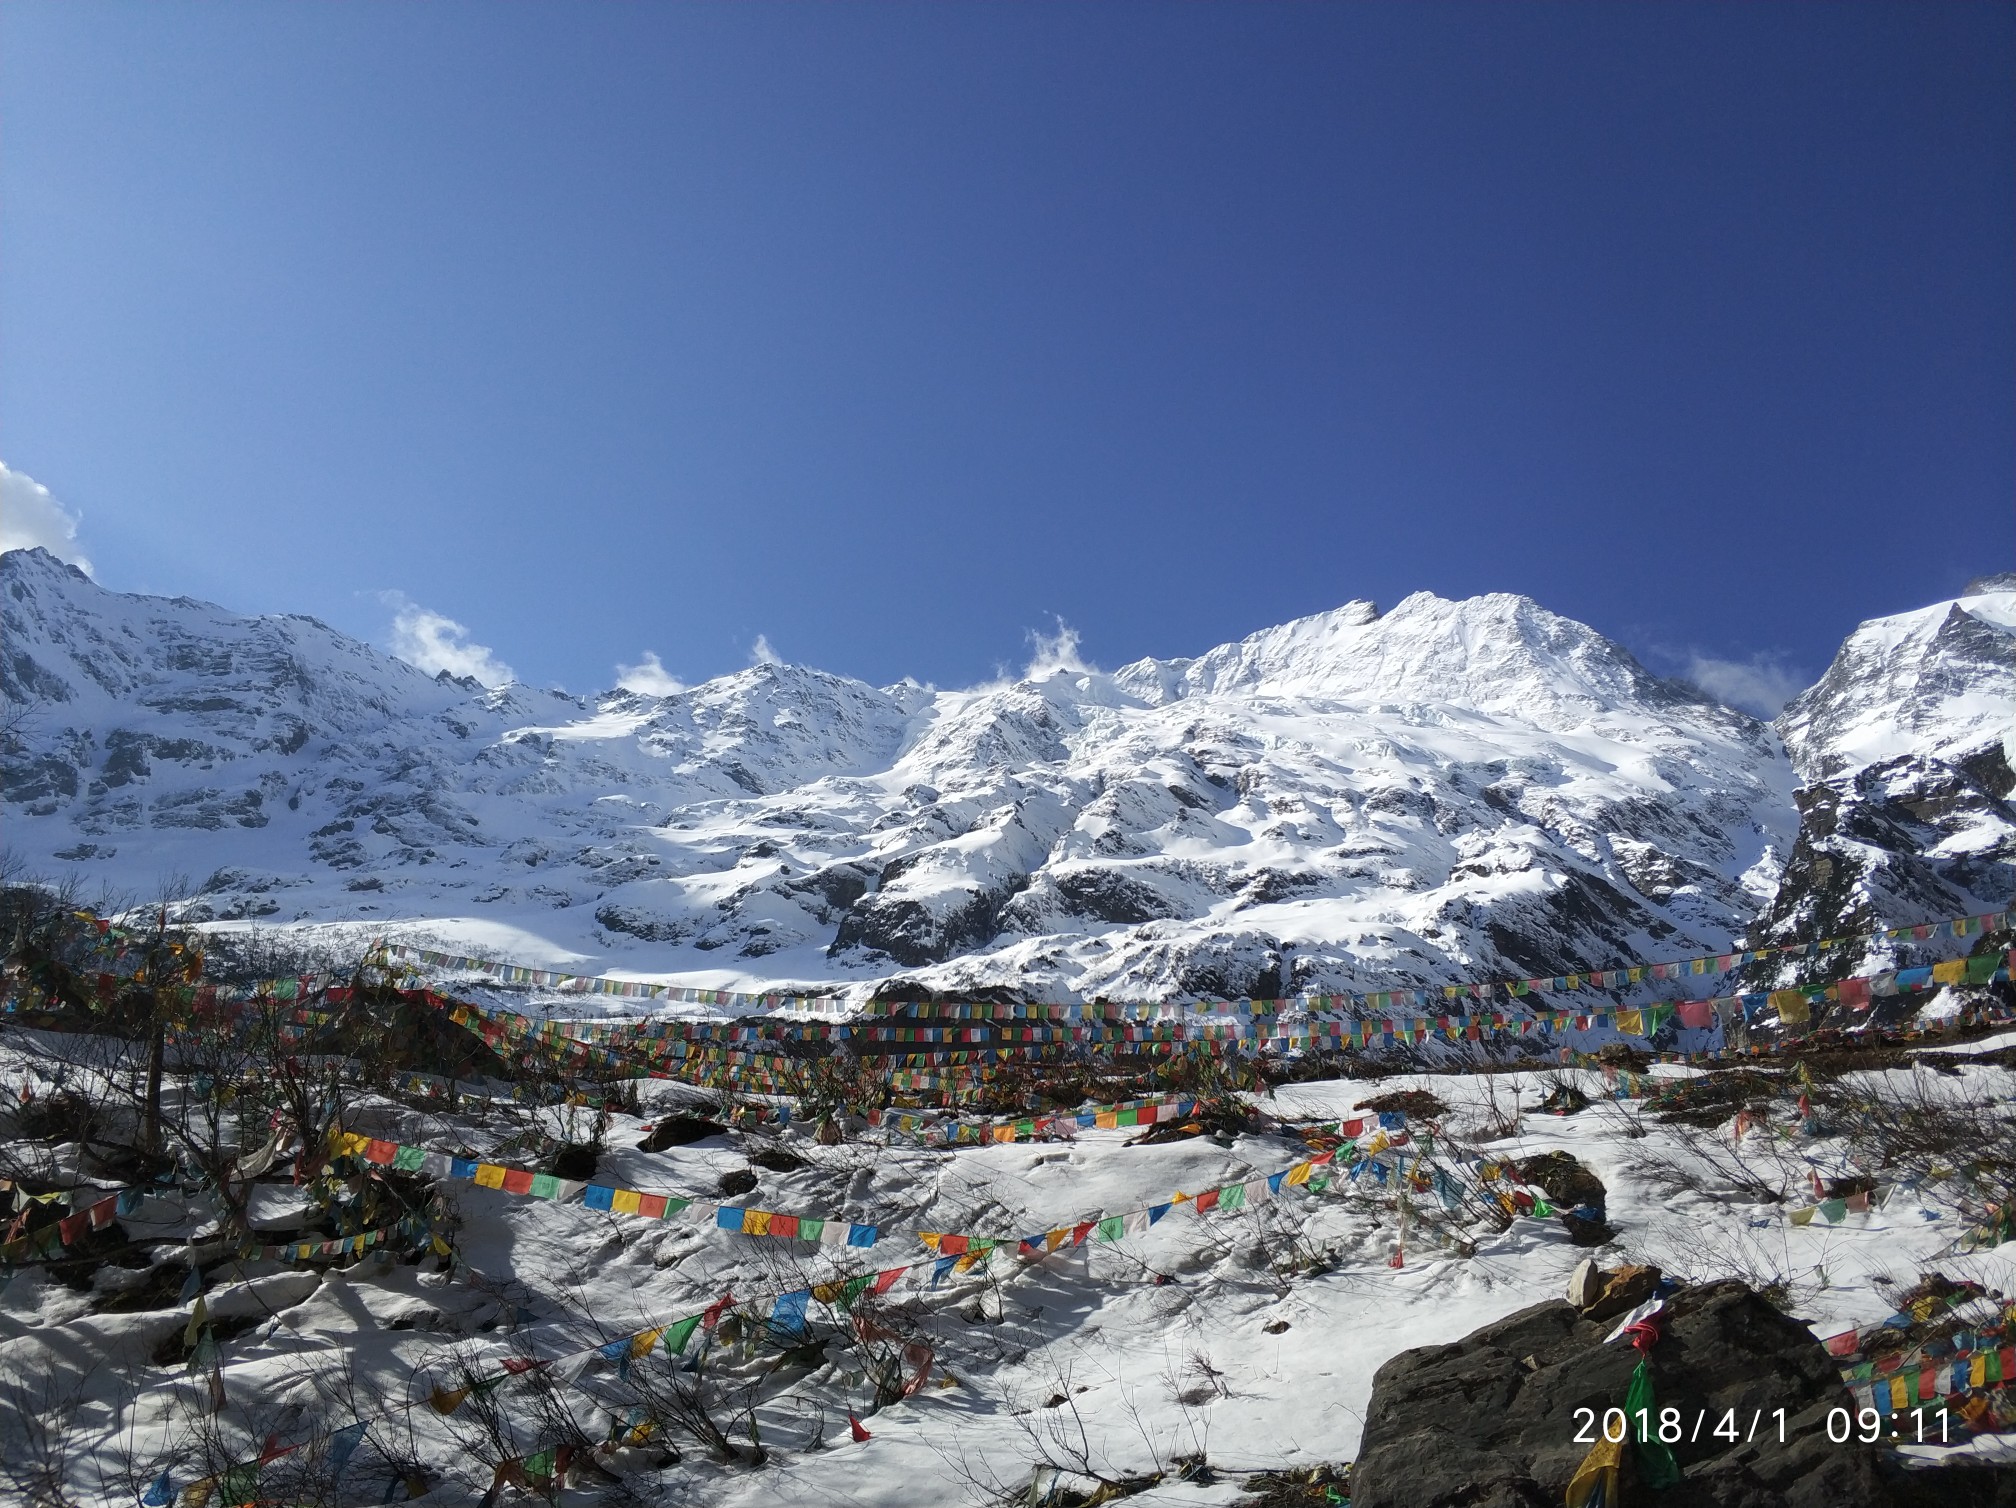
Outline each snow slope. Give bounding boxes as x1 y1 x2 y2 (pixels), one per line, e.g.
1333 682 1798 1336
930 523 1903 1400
2 1029 2009 1506
1 548 1800 1002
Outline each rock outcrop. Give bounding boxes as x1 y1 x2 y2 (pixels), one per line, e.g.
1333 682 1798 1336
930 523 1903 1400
1351 1281 1892 1507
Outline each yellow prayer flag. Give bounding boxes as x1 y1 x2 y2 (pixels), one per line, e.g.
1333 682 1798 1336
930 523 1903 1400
742 1209 772 1237
473 1164 507 1189
1616 1009 1644 1035
1285 1162 1312 1187
631 1326 665 1358
1564 1436 1622 1508
611 1188 643 1215
1770 989 1811 1025
1933 959 1966 985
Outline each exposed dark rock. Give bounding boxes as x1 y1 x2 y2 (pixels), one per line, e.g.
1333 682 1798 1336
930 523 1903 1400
716 1168 758 1198
593 903 691 943
831 878 1027 967
1351 1281 1897 1508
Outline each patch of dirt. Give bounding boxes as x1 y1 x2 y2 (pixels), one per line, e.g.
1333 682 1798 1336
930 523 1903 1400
151 1309 263 1366
638 1116 727 1152
1352 1090 1447 1120
1516 1151 1607 1208
96 1259 198 1313
550 1142 598 1181
1235 1462 1350 1507
1644 1068 1786 1128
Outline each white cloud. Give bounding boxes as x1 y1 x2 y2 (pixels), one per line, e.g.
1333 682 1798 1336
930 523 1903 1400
1683 652 1806 718
1024 616 1094 679
749 634 782 667
0 462 92 575
382 592 515 687
615 650 685 696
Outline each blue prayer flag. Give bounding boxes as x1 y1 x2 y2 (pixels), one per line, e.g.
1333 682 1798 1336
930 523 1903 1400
770 1290 810 1340
328 1420 370 1473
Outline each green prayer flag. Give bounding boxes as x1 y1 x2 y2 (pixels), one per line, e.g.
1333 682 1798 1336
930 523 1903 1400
1626 1359 1682 1488
663 1315 702 1355
1218 1183 1247 1212
393 1144 426 1172
530 1173 560 1199
1095 1216 1125 1242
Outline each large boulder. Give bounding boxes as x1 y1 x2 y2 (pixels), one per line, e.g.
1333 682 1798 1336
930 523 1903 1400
1352 1280 1893 1507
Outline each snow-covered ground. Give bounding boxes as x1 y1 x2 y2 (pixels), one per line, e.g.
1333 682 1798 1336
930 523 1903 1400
4 1018 2009 1505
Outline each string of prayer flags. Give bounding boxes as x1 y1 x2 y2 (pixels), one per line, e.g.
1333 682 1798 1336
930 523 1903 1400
386 908 2008 1021
329 1129 880 1248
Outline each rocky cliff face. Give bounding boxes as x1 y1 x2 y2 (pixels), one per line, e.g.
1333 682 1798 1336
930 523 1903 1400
1747 576 2016 981
0 544 1947 1005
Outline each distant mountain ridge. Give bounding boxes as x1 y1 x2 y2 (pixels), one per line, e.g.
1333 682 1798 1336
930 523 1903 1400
2 545 2007 1003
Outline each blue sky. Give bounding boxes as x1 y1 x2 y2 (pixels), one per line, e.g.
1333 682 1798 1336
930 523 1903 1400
2 2 2010 713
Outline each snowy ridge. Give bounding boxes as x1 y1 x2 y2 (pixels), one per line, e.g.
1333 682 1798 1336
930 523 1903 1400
1750 575 2016 974
10 548 2008 1009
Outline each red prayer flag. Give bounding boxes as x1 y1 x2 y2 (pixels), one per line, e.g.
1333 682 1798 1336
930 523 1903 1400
849 1414 873 1442
702 1290 736 1330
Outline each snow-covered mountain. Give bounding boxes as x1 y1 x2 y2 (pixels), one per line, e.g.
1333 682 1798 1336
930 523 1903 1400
1748 574 2016 978
0 543 1928 1002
